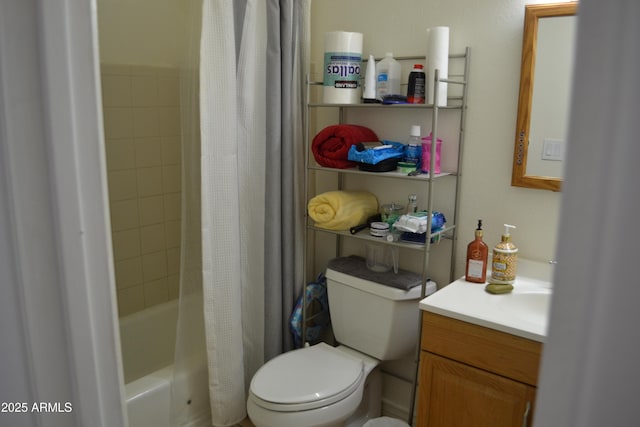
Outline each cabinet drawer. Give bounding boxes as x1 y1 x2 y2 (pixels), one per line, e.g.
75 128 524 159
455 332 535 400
421 311 542 386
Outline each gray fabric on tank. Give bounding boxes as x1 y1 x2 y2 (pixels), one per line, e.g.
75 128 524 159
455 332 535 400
327 255 422 291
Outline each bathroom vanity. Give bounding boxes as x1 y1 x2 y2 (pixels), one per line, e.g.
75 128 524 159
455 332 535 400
416 264 551 426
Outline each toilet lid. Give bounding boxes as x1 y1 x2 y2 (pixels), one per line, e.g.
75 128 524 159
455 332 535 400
250 343 364 410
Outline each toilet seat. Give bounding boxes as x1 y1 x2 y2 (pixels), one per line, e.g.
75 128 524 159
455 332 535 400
249 343 364 412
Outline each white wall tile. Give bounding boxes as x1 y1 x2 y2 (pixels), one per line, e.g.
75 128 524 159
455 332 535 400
167 274 180 300
112 229 141 261
138 195 164 226
162 164 181 193
103 107 133 140
136 166 163 197
106 139 135 170
164 220 181 248
134 138 163 167
140 223 166 254
141 250 167 282
166 247 180 275
117 285 145 317
114 257 143 289
143 278 169 307
158 75 180 106
103 64 184 316
132 74 159 107
108 169 138 201
161 137 181 165
133 107 160 138
110 199 139 231
163 192 181 221
158 107 180 136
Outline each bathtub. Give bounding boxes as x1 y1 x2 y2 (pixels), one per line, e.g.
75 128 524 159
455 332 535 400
120 299 210 427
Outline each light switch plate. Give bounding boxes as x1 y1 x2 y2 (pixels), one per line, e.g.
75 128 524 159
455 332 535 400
542 138 564 161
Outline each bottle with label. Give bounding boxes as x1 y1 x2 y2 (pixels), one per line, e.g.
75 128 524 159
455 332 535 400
491 224 518 284
376 52 401 100
465 220 489 283
407 64 426 104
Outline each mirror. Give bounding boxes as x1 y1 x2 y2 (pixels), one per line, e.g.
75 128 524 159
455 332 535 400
512 2 578 192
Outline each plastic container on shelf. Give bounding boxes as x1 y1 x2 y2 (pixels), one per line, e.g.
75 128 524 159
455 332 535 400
376 52 401 100
421 133 443 174
405 125 422 169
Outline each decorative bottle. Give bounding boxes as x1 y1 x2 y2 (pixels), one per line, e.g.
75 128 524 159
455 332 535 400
465 220 489 283
491 224 518 284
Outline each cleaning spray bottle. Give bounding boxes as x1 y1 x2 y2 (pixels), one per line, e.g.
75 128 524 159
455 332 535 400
491 224 518 284
465 220 488 283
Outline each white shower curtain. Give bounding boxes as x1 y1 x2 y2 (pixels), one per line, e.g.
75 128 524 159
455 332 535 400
198 0 309 424
199 0 266 424
171 0 308 424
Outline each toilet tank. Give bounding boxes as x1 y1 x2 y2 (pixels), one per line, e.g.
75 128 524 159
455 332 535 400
325 256 436 360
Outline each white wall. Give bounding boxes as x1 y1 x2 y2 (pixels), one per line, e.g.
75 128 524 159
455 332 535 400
97 0 190 66
311 0 567 280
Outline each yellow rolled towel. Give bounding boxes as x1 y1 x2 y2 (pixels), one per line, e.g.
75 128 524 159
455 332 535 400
308 190 379 231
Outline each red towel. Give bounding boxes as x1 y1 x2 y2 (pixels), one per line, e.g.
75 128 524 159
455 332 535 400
311 125 379 169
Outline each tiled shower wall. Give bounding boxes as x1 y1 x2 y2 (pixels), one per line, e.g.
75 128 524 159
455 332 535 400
101 64 182 317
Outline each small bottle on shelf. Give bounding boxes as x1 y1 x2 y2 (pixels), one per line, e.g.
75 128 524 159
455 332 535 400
465 219 489 283
406 194 418 214
407 64 426 104
405 125 422 169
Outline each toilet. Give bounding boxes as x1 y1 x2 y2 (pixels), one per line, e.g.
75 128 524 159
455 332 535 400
247 256 436 427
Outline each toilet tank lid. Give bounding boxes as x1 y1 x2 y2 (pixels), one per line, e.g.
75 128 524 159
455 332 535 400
326 256 436 300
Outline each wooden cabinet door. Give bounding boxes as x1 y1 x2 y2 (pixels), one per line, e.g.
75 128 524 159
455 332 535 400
417 352 536 427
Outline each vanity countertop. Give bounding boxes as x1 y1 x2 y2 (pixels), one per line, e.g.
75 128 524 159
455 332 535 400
419 259 553 342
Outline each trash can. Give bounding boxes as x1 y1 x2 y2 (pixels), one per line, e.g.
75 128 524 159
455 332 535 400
363 416 410 427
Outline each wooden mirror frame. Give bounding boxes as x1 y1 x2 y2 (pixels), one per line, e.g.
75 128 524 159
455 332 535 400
512 2 578 192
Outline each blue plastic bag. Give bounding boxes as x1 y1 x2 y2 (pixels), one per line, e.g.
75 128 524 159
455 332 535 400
347 140 405 165
289 273 330 348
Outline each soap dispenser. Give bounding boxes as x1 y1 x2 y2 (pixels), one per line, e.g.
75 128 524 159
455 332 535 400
465 219 488 283
491 224 518 285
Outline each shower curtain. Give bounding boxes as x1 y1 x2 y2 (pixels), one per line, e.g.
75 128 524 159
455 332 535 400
172 0 309 425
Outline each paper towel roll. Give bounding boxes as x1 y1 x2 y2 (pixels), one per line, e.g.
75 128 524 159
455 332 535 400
426 26 449 106
323 31 363 104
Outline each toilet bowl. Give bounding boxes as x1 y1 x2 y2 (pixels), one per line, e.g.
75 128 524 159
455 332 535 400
247 256 437 427
247 343 380 427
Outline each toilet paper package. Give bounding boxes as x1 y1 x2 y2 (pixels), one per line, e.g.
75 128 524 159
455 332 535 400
323 31 363 104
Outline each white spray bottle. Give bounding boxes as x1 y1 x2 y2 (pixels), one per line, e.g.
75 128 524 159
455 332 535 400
363 54 377 102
